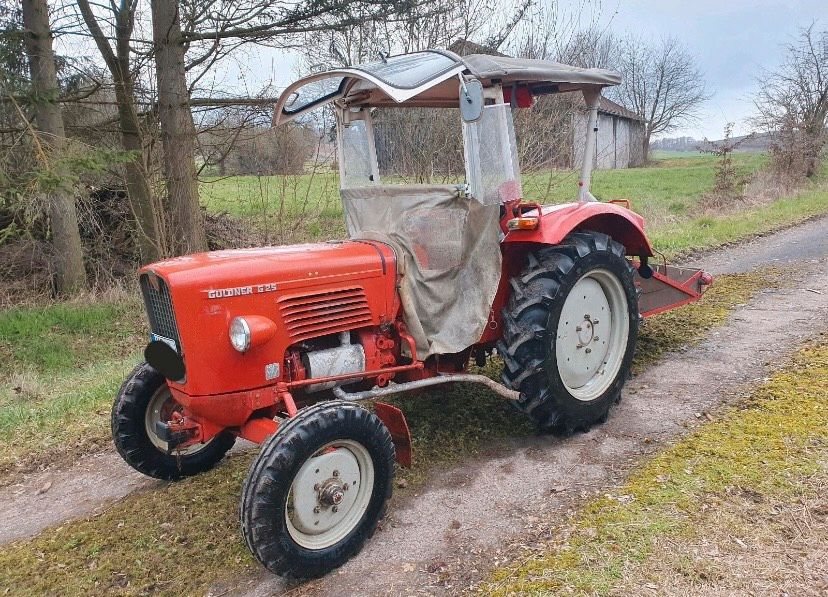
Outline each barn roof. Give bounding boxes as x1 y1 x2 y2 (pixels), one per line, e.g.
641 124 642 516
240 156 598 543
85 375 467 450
597 97 645 122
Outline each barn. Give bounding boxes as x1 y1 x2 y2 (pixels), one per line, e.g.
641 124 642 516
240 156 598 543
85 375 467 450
572 97 646 169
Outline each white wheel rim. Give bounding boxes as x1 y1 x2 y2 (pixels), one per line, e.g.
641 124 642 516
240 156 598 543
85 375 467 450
286 439 374 550
555 268 629 401
144 386 211 455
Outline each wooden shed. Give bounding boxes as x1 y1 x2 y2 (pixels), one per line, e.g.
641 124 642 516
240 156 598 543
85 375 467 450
573 97 646 169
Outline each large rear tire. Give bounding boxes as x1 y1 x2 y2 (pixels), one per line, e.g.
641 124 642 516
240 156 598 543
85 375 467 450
112 362 236 480
241 402 395 578
498 231 638 433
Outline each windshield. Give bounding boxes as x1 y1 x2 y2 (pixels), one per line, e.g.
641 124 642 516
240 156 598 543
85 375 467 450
283 76 346 116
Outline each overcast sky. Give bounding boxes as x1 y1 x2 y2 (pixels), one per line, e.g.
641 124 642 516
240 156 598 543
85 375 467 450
226 0 824 141
57 0 824 141
603 0 824 139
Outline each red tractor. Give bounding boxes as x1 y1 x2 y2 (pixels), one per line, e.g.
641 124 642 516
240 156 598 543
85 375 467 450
114 50 711 577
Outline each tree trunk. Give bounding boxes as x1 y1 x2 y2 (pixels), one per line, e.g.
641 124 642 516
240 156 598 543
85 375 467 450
642 131 651 163
78 0 166 263
21 0 86 294
151 0 207 255
116 76 166 262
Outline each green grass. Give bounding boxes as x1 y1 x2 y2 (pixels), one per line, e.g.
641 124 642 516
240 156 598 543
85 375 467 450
196 153 828 258
0 298 145 482
0 270 779 596
0 300 142 375
483 338 828 595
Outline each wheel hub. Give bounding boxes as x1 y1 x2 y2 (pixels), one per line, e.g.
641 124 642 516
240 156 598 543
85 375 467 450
575 315 597 347
318 479 346 506
289 447 362 537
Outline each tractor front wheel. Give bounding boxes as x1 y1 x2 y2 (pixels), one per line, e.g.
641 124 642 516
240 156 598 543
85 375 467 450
241 402 395 578
498 231 639 433
112 362 235 480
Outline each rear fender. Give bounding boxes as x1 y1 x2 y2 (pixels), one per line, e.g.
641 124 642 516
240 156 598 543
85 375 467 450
503 201 654 258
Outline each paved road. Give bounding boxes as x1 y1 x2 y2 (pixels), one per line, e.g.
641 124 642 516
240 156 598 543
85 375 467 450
688 214 828 275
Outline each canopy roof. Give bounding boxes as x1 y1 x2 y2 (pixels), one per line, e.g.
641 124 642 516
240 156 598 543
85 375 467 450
273 50 621 124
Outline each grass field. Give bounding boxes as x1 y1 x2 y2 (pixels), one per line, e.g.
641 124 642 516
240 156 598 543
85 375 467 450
200 153 788 256
0 296 144 480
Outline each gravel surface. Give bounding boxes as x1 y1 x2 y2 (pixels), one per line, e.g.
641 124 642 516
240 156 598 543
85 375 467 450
238 241 828 596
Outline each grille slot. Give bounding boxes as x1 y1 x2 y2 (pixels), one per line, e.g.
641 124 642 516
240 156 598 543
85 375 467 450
278 287 372 343
140 274 181 349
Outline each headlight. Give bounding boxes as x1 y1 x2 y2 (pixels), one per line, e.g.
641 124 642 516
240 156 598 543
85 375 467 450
228 315 278 353
229 317 251 353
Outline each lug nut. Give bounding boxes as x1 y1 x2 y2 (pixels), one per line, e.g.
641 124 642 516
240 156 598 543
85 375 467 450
585 348 592 354
313 483 320 491
343 483 349 491
576 325 582 332
332 506 339 513
333 470 339 477
592 319 600 325
313 506 320 514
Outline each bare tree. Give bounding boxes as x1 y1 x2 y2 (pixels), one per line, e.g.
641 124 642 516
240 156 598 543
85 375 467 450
76 0 165 262
152 0 207 254
20 0 86 293
615 36 707 162
753 25 828 178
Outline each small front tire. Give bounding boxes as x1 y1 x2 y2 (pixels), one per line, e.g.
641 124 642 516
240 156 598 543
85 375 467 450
241 401 395 578
111 362 235 480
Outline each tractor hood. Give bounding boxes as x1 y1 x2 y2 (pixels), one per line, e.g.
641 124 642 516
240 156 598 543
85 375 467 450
138 241 397 397
142 241 391 294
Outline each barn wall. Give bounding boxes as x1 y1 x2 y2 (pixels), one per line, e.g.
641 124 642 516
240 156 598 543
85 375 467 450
596 113 616 169
615 118 631 169
572 111 642 170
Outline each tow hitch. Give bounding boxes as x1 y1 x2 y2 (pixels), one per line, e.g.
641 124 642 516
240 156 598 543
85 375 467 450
154 412 200 453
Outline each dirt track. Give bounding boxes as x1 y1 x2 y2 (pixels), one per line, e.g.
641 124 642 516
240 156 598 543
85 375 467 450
1 217 827 593
239 220 828 596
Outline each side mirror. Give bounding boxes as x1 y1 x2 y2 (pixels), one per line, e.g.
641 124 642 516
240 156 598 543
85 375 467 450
459 79 484 123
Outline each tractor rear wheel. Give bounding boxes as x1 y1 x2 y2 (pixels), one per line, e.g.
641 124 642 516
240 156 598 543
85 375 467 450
112 362 235 480
241 401 395 578
498 231 638 433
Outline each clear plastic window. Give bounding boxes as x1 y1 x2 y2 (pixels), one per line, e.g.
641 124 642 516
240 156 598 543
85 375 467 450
352 51 459 89
462 104 523 205
283 76 345 116
337 117 377 189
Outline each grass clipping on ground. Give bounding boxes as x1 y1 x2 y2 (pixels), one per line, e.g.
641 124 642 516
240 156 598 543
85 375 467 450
0 270 779 596
483 337 828 596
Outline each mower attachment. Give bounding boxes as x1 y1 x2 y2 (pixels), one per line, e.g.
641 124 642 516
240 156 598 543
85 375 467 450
636 263 713 317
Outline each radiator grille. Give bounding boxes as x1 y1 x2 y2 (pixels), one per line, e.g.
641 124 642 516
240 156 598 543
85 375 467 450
278 286 372 343
140 273 180 349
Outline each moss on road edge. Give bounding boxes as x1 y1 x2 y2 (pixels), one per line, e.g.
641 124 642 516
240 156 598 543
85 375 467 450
483 337 828 595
